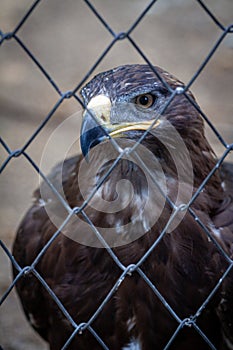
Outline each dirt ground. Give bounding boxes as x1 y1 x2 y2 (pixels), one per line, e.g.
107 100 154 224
0 1 233 349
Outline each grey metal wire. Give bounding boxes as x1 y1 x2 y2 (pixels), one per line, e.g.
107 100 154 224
0 1 233 349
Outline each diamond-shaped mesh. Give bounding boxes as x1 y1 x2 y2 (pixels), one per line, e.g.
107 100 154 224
0 1 233 349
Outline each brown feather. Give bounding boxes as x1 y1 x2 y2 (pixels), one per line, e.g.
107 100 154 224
12 65 233 350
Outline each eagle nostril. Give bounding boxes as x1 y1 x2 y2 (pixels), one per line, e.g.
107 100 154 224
101 114 107 123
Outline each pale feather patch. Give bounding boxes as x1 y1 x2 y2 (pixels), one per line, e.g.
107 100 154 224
122 338 141 350
221 180 226 191
126 316 136 332
209 224 222 240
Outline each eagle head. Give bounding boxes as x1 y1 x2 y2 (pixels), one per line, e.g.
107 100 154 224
80 64 222 204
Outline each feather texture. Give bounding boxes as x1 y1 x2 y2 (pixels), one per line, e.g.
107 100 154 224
12 65 233 350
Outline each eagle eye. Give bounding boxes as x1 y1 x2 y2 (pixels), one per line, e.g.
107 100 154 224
135 93 155 109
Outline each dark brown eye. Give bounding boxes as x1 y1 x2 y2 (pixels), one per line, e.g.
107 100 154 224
135 93 155 108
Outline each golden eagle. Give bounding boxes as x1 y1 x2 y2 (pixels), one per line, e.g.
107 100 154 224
12 65 233 350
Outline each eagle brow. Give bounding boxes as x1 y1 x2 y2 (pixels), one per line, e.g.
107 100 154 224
117 88 165 103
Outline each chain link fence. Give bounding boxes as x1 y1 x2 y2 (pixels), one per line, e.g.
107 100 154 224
0 1 233 349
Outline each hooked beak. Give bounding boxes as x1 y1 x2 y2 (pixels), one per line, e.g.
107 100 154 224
80 95 111 159
80 95 160 159
80 113 109 159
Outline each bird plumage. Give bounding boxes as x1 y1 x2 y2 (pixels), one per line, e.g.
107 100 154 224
12 64 233 350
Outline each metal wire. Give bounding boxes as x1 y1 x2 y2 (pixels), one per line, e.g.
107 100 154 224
0 1 232 349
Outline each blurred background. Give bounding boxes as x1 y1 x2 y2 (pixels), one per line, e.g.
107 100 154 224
0 1 232 349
